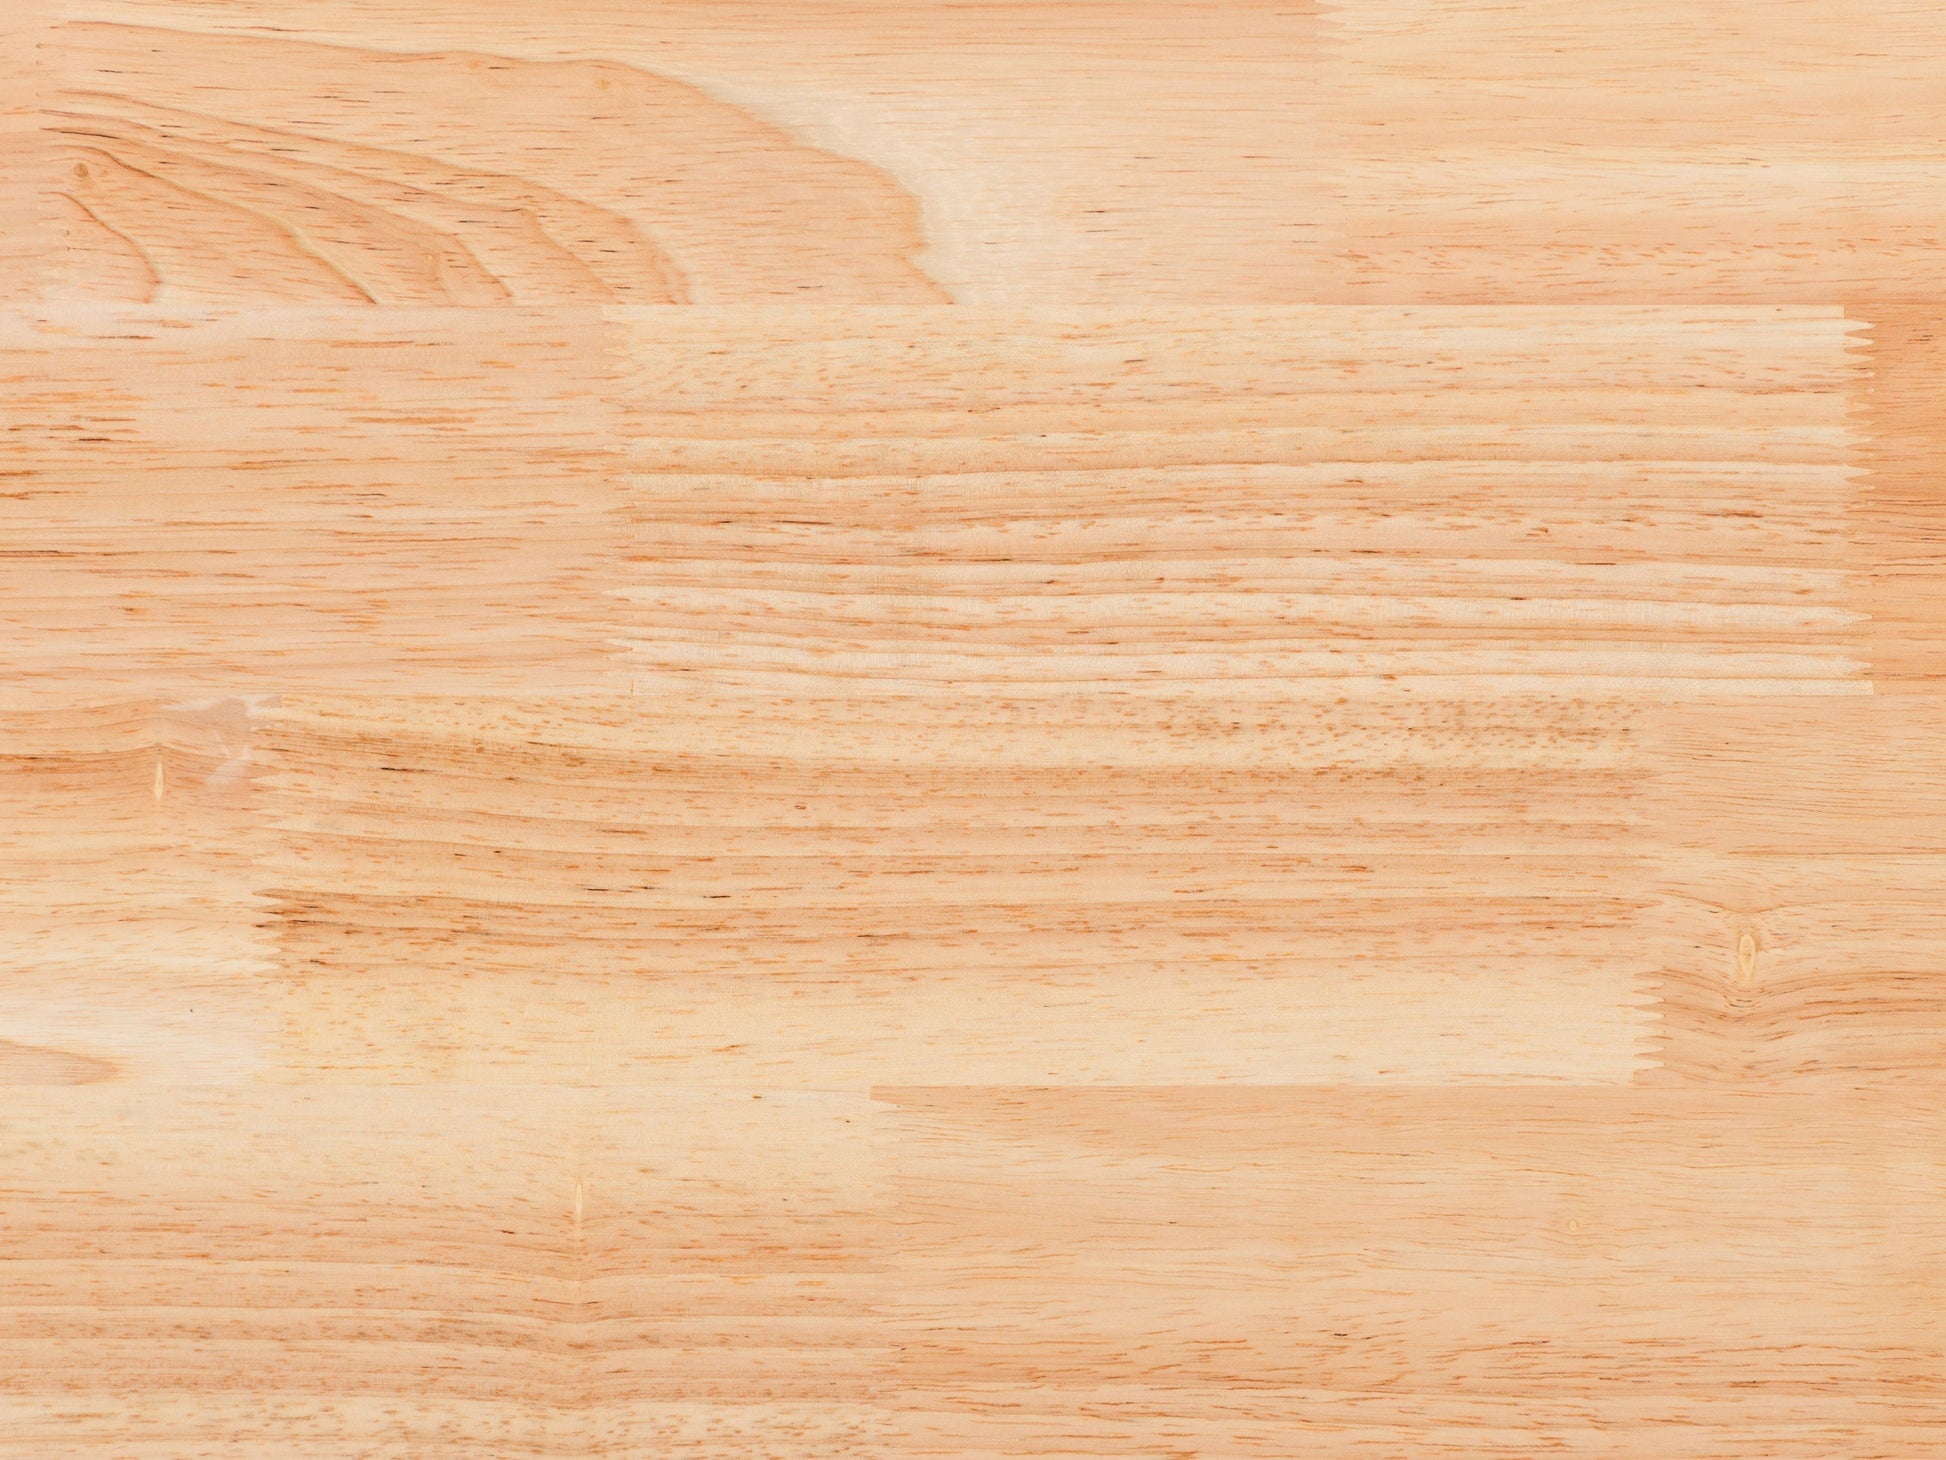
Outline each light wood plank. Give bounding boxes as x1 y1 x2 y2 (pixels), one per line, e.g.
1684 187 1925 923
1647 697 1946 1082
0 1085 888 1458
0 307 627 692
1328 1 1946 302
257 692 1654 1085
886 1086 1946 1457
21 2 1946 304
0 698 271 1084
614 307 1867 696
6 6 1946 1453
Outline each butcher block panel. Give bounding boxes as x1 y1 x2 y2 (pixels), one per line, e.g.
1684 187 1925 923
7 5 1946 1455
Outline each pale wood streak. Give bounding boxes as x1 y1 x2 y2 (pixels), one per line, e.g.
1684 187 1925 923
0 699 270 1085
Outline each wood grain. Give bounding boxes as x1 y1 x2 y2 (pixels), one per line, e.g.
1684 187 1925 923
22 1 1322 306
1648 697 1946 1083
0 1086 887 1457
7 3 1946 1455
0 698 270 1086
15 1 1946 305
1327 2 1946 303
611 307 1866 694
887 1087 1946 1457
0 3 61 303
43 21 941 305
257 692 1654 1085
1 307 627 692
1860 302 1946 687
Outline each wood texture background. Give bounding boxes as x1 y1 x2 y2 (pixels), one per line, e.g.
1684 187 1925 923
4 2 1944 1455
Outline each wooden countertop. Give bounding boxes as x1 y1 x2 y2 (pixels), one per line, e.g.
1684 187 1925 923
4 3 1944 1454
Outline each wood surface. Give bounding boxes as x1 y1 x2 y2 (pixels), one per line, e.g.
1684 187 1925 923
4 2 1945 1456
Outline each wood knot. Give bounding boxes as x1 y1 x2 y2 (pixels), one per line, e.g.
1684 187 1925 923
1734 929 1759 988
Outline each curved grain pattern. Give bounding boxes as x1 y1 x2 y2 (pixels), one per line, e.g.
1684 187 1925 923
54 103 667 306
28 0 1330 306
48 22 943 303
1646 699 1946 1083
